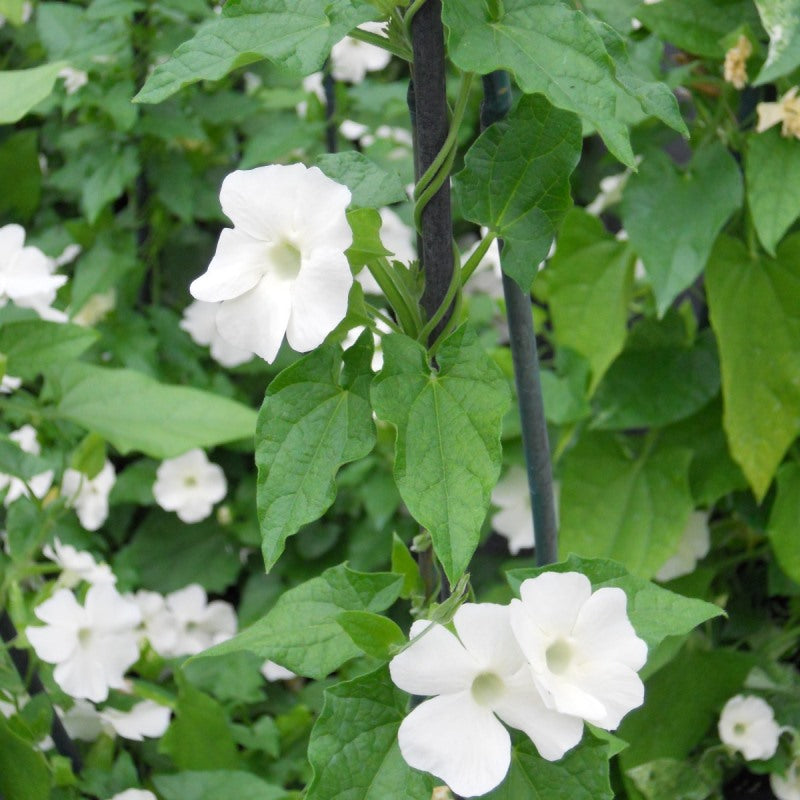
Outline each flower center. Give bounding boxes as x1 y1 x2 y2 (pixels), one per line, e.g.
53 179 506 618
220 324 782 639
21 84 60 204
733 722 747 736
183 475 198 488
77 626 93 646
545 638 574 675
470 671 505 707
270 239 302 281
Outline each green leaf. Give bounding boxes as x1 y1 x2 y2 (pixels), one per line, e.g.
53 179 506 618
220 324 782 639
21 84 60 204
754 0 800 83
0 62 66 124
591 21 688 137
160 678 240 770
194 565 403 679
592 324 720 430
256 338 375 571
547 209 635 392
0 320 97 380
746 128 800 255
69 433 107 479
0 131 41 220
391 532 424 599
346 207 393 270
0 714 50 800
705 235 800 499
441 0 676 165
634 0 759 57
114 512 241 593
316 151 406 208
0 0 30 25
627 757 722 800
134 0 375 104
659 399 748 505
54 363 257 458
617 647 755 769
768 463 800 583
154 771 289 800
306 665 434 800
621 144 743 315
371 327 511 583
485 736 612 800
559 433 694 578
455 94 582 291
81 146 139 224
337 610 405 660
507 556 723 652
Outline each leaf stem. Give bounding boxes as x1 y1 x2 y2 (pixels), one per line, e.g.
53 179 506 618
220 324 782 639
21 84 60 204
460 230 497 285
364 257 421 337
347 26 413 62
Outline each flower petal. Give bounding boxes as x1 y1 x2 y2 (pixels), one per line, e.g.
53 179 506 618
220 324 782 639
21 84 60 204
572 587 647 671
494 669 584 761
389 620 479 696
291 166 352 250
190 228 269 302
518 572 592 636
453 603 525 676
219 164 306 242
398 693 511 798
26 625 77 664
566 661 644 729
33 589 84 628
285 251 351 353
215 273 292 363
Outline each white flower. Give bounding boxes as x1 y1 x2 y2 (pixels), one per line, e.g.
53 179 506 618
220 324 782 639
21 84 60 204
131 590 179 657
61 699 170 742
61 460 116 531
772 761 800 800
159 584 237 657
330 21 391 83
379 207 416 265
340 119 370 141
43 537 116 588
26 584 142 702
509 572 647 730
190 164 353 363
152 449 227 523
261 660 297 681
718 695 780 760
0 224 67 319
723 34 752 89
655 511 711 581
756 87 800 139
0 424 54 506
390 604 584 797
296 71 325 117
491 467 560 555
58 67 88 95
0 374 21 393
180 299 253 367
108 791 157 800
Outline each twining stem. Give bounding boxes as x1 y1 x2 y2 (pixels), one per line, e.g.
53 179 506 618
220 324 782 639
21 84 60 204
408 0 456 346
482 71 559 566
0 611 83 773
460 230 498 285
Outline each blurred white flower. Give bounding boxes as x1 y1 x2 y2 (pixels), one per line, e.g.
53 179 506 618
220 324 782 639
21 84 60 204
331 21 391 83
342 317 392 371
72 290 115 327
54 243 82 268
261 660 297 681
296 71 325 117
586 169 632 216
131 590 179 657
756 87 800 139
180 299 253 367
242 71 262 93
152 449 227 523
490 467 560 555
772 761 800 800
340 119 370 141
0 424 54 506
160 584 237 656
655 510 711 581
379 207 416 265
43 537 116 587
390 604 583 797
190 164 353 363
26 584 142 702
0 374 21 393
0 224 67 319
61 698 170 742
718 695 780 760
61 460 116 531
108 791 157 800
58 67 88 95
509 572 647 730
723 34 752 89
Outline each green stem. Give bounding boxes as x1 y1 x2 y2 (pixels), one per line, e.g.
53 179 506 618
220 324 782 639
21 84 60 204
364 258 421 337
460 230 498 285
364 302 403 334
347 26 413 61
